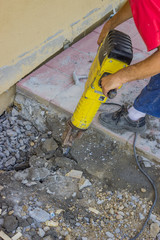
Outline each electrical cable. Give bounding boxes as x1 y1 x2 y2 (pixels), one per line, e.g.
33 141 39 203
102 102 158 239
130 133 158 240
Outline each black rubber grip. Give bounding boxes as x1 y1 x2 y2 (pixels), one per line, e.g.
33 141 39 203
99 73 117 99
107 89 117 99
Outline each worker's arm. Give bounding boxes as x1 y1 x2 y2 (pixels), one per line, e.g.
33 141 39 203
101 46 160 96
97 0 132 45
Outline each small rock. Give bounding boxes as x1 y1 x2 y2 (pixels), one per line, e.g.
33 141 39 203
150 222 160 238
12 108 19 116
38 228 45 237
115 228 120 234
6 129 17 137
55 157 76 169
43 236 53 240
3 215 19 232
119 206 124 211
42 138 58 152
12 232 22 240
14 169 29 181
117 211 124 216
30 141 35 147
28 167 50 181
141 188 146 193
4 157 16 167
150 214 157 222
65 235 72 240
45 220 59 227
157 233 160 240
139 213 145 220
44 226 50 232
8 210 14 215
97 199 105 204
56 209 64 215
29 208 50 222
66 170 83 179
109 208 114 215
79 178 92 190
116 214 123 220
88 207 100 215
106 231 114 238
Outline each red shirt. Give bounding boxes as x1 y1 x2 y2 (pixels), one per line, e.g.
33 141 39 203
129 0 160 51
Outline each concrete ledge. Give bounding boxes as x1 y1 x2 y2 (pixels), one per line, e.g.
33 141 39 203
0 85 16 115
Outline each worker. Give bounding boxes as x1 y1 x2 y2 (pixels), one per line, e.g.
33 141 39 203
97 0 160 133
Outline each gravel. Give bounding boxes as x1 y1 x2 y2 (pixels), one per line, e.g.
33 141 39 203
0 109 39 170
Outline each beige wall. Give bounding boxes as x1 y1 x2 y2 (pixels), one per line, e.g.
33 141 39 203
0 0 125 96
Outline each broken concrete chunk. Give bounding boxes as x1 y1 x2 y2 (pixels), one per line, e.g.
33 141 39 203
79 178 92 190
42 138 58 152
150 222 160 238
12 232 23 240
46 174 78 199
29 208 50 222
28 167 50 181
66 170 83 179
55 157 76 169
0 230 12 240
29 155 46 168
14 169 29 181
3 215 19 232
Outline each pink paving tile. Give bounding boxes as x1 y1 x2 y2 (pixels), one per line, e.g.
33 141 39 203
94 23 105 34
17 65 72 101
46 47 94 78
94 19 138 39
132 33 147 52
131 49 150 65
71 31 99 55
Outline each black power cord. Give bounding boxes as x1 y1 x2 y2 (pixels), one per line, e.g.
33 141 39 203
130 133 158 240
102 102 158 239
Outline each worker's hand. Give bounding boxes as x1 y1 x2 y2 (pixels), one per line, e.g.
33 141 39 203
101 74 122 97
97 21 111 45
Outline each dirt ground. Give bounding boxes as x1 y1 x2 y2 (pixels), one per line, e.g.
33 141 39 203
0 96 160 240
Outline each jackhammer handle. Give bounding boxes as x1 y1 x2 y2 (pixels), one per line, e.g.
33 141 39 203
99 73 117 99
107 89 117 99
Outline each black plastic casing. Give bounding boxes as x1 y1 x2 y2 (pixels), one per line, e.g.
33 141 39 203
99 29 133 66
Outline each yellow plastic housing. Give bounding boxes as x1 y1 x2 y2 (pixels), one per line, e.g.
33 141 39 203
71 48 128 130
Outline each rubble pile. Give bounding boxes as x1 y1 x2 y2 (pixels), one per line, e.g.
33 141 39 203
0 106 160 240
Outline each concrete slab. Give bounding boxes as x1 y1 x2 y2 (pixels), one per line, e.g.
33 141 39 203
17 20 160 163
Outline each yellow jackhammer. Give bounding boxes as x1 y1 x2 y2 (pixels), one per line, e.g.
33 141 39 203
62 29 133 149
